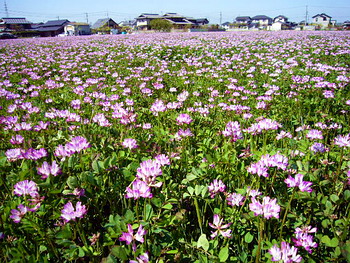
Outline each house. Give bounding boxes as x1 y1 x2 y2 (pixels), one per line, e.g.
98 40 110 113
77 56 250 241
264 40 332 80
64 22 91 36
312 13 335 28
221 22 231 30
36 19 70 37
274 15 288 23
0 17 32 32
119 20 137 28
135 13 209 30
343 20 350 30
91 18 119 31
235 16 252 24
135 13 161 30
251 15 273 26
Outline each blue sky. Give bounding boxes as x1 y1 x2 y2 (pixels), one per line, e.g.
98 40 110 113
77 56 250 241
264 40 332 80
1 0 350 24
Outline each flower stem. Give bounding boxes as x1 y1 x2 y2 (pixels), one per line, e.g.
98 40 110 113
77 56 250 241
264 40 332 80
279 188 296 242
194 197 202 233
255 218 264 263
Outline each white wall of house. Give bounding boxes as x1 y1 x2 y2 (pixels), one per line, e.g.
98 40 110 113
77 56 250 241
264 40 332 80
313 16 330 28
270 22 282 31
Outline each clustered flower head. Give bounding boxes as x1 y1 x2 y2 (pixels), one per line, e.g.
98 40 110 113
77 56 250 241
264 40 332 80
222 121 243 142
249 196 280 219
37 160 61 179
334 133 350 147
310 142 327 153
284 173 313 192
247 153 289 177
208 179 226 198
6 148 48 162
119 224 147 252
293 225 317 253
55 136 90 159
209 214 232 239
176 113 193 125
268 241 302 263
122 138 138 149
244 118 281 135
61 201 87 223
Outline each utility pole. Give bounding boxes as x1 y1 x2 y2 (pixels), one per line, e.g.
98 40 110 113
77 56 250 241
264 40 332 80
305 5 308 25
4 0 9 17
220 11 222 25
106 11 109 18
85 13 89 24
57 16 60 20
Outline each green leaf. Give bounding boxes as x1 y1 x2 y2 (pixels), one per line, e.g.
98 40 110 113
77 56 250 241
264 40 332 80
162 203 173 210
124 210 134 222
219 246 229 262
111 246 128 261
197 234 209 251
321 235 339 247
78 247 85 257
244 232 254 243
67 176 78 189
186 173 197 181
188 186 194 195
330 194 339 203
145 204 153 221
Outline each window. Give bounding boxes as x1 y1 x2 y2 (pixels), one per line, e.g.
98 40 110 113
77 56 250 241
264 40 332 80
323 17 327 21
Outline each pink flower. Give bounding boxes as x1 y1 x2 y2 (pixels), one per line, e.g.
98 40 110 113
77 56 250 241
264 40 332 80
209 214 232 239
130 252 149 263
120 224 147 251
208 179 226 198
122 138 138 149
13 180 38 197
37 161 61 179
334 134 350 147
125 180 153 199
61 201 87 223
268 242 302 262
10 204 29 223
249 196 280 219
222 121 243 142
226 193 244 206
284 174 313 192
136 159 162 187
176 113 193 125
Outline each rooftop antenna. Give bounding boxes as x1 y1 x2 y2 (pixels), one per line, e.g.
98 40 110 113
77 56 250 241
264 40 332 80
85 12 89 24
4 0 9 17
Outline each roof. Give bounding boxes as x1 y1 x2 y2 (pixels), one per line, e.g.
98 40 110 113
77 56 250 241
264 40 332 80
312 13 332 19
164 18 193 25
1 17 31 24
252 15 272 20
222 22 231 26
91 18 117 29
236 16 251 21
42 20 69 27
36 26 64 32
274 15 288 19
67 22 90 26
137 14 160 19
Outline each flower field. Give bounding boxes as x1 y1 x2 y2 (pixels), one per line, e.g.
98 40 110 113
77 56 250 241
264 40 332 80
1 31 350 262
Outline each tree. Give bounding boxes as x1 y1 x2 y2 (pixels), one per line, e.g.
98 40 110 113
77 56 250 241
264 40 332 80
149 19 172 32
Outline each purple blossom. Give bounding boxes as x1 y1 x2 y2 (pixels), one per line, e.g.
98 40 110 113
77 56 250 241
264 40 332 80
293 225 317 253
136 159 162 187
154 154 170 166
14 180 39 197
268 242 302 262
249 196 280 219
122 138 138 149
37 161 61 179
5 148 24 161
120 224 147 251
208 179 226 198
276 131 293 140
10 204 29 223
125 180 153 199
61 201 87 223
130 252 149 263
284 174 313 192
209 214 232 239
22 148 48 160
306 129 323 140
222 121 243 142
176 113 193 125
334 134 350 147
9 135 24 145
226 193 244 206
150 99 167 116
310 142 326 153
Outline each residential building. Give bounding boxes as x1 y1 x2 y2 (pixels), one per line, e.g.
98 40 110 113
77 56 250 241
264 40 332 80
36 19 70 37
135 13 161 30
251 15 273 26
312 13 335 28
91 18 119 30
0 17 32 32
235 16 252 24
274 15 288 23
64 22 91 36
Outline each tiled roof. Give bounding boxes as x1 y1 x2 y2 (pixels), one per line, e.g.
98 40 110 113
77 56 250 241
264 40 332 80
252 15 272 20
36 26 63 32
91 18 117 29
42 20 69 27
1 17 31 24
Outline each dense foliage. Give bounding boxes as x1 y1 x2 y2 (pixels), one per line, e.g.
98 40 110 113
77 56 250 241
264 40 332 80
0 31 350 262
